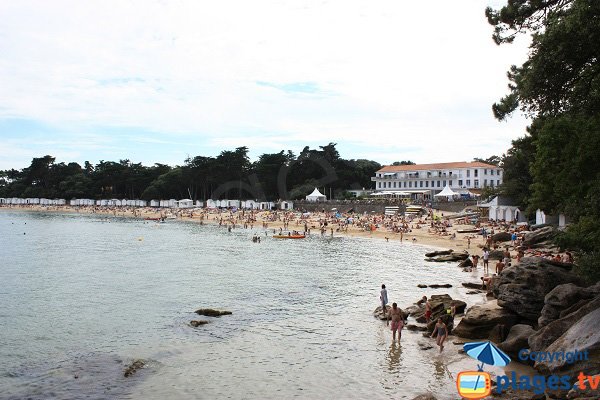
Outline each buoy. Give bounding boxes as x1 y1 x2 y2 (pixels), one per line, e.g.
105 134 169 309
138 237 143 241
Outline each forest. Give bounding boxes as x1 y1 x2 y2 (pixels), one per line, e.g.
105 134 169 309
0 143 383 202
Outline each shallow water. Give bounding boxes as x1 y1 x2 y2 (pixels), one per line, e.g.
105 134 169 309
0 211 491 399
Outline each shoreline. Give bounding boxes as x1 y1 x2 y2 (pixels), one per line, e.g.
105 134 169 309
0 204 485 256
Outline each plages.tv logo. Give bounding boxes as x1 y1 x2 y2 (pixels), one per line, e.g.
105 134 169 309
456 341 510 399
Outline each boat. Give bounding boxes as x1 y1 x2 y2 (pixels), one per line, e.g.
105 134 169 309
456 228 480 234
144 217 161 221
273 234 306 239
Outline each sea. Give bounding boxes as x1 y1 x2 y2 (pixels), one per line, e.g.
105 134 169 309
0 211 490 399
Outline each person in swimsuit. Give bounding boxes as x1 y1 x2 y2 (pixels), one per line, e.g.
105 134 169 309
424 297 432 323
430 318 448 352
388 303 404 341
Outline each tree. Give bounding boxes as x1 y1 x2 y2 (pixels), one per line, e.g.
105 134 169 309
391 161 415 166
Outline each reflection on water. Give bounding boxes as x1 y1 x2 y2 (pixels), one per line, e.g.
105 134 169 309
0 211 488 399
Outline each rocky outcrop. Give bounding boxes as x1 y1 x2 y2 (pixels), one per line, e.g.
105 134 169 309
463 282 484 290
489 249 505 260
424 249 453 258
411 393 437 400
416 284 452 288
492 232 512 243
373 305 408 321
498 324 535 359
529 295 600 352
190 320 210 327
538 282 600 327
124 359 145 378
425 251 469 262
492 257 583 321
195 308 232 317
534 308 600 379
458 258 473 269
522 226 556 247
453 301 519 339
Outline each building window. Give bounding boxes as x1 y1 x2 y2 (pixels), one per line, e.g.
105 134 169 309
484 179 487 187
466 170 470 177
490 180 494 187
431 180 435 187
474 169 478 177
497 170 501 176
497 180 500 186
466 179 471 186
474 179 479 188
409 182 412 188
449 181 452 187
404 181 407 188
425 181 429 187
484 169 488 175
420 181 423 188
393 182 397 188
443 180 446 186
378 182 381 188
437 181 441 187
458 179 463 186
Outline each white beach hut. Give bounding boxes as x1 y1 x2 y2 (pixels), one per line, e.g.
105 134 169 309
195 200 203 207
0 198 5 204
306 188 326 202
177 199 194 208
279 200 293 210
243 200 257 209
150 200 160 207
205 199 217 208
227 200 240 208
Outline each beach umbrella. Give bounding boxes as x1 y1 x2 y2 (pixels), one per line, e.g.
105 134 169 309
464 341 511 370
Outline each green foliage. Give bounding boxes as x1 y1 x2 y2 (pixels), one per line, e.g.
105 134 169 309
391 160 415 166
572 251 600 284
500 134 536 210
0 144 382 202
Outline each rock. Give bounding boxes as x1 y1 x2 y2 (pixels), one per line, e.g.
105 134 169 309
463 282 484 290
373 305 408 321
453 301 519 339
488 323 510 343
195 308 233 317
492 232 512 242
405 305 421 315
457 258 473 269
428 284 452 288
498 324 535 359
492 257 583 321
491 387 545 399
467 290 482 295
411 393 437 400
529 294 600 352
124 359 145 378
426 252 470 262
522 226 556 247
567 375 600 399
418 342 434 351
424 249 453 258
534 307 600 380
489 249 505 260
406 324 428 331
538 283 598 327
417 284 428 288
190 320 210 327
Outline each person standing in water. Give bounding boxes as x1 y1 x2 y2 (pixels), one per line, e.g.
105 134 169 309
380 284 389 319
430 318 448 352
388 303 404 341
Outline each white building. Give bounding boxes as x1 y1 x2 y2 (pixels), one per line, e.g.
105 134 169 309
372 161 503 199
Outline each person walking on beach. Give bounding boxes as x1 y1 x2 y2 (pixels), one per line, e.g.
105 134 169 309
388 303 404 341
482 249 490 274
431 318 448 352
380 284 389 319
418 296 432 323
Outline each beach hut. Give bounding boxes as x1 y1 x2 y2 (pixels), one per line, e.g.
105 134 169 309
177 199 194 208
205 199 217 208
70 199 79 206
279 200 293 210
0 198 5 204
306 188 326 202
150 200 160 207
243 200 257 209
227 200 240 208
195 200 203 207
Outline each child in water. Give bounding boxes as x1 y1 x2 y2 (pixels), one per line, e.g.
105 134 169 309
430 318 448 352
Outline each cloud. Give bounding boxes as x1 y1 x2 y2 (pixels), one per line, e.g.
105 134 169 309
0 0 531 170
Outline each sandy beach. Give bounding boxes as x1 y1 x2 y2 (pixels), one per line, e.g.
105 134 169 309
0 204 488 256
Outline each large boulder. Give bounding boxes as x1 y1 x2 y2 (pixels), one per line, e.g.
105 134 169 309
522 226 556 247
538 283 599 327
492 257 583 321
411 294 466 329
425 252 469 262
492 231 512 243
453 301 519 339
458 258 473 269
411 394 437 400
529 295 600 352
195 308 232 317
489 249 505 260
424 249 453 258
534 307 600 380
498 324 535 359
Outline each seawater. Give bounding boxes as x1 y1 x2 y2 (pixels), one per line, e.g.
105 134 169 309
0 211 487 399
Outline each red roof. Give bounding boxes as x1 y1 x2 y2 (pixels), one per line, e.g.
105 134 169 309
377 161 500 173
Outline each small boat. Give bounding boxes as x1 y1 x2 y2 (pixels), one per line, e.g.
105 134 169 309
144 217 161 221
456 228 480 234
273 234 306 239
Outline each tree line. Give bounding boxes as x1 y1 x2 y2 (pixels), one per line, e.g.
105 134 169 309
0 143 385 202
486 0 600 280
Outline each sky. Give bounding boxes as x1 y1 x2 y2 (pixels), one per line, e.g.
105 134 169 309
0 0 531 170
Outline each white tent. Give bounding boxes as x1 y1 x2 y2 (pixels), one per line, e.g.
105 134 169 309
306 188 326 202
434 185 458 197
